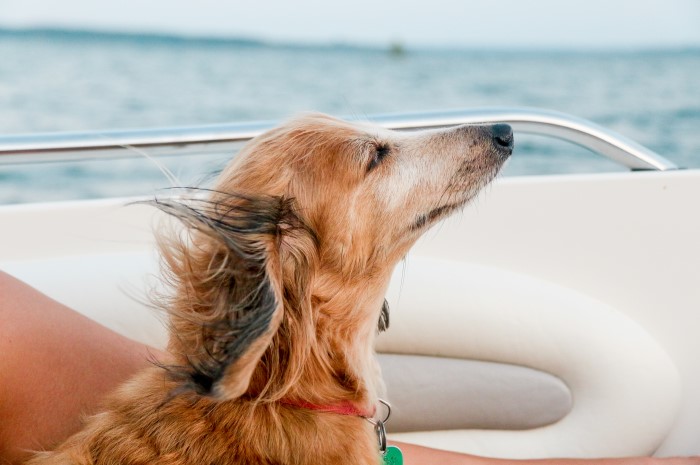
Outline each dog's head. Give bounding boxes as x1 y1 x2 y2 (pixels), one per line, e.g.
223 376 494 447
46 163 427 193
154 114 512 406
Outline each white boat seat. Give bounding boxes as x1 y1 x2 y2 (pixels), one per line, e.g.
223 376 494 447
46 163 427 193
378 256 680 458
1 251 681 459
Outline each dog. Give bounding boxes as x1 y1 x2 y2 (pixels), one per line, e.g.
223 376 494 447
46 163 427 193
27 113 513 465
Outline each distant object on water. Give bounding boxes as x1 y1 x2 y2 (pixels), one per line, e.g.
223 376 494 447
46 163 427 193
389 41 406 57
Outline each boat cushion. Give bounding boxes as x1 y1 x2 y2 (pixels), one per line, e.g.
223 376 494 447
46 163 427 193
2 252 573 433
1 250 682 458
379 353 571 432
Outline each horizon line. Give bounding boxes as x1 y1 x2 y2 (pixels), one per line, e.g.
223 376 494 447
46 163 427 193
1 25 699 54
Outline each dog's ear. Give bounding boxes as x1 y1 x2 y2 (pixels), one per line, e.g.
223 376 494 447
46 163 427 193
150 191 317 400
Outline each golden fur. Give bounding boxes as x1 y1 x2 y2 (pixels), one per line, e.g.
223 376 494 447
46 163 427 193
26 114 512 465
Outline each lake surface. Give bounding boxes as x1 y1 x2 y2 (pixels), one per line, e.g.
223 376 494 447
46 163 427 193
1 29 698 204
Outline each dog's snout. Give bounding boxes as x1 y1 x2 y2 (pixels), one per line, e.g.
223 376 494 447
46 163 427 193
491 123 514 156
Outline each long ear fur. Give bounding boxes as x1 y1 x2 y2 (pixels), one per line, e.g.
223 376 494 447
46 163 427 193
147 190 317 400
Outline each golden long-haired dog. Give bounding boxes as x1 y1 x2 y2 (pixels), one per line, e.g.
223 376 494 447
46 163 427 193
27 114 513 465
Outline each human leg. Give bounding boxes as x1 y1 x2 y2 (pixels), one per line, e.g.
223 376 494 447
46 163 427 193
0 271 162 464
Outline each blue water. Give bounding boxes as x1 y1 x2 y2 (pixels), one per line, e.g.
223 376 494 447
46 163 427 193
1 29 699 204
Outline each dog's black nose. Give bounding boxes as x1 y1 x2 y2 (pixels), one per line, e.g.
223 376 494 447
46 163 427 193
491 123 514 156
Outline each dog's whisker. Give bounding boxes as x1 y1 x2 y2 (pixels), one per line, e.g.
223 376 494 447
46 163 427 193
119 141 182 187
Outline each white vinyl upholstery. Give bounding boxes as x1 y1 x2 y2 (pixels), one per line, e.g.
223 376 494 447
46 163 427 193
378 256 681 458
378 353 572 432
1 252 681 458
2 252 168 348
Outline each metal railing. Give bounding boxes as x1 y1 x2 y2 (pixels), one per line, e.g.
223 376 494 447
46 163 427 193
0 107 679 171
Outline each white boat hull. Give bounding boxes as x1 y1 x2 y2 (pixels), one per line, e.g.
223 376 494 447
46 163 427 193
2 170 698 458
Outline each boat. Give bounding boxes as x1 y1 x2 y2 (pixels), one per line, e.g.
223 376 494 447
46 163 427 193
0 108 698 459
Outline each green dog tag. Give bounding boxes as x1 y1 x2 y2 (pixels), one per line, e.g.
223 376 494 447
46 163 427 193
383 446 403 465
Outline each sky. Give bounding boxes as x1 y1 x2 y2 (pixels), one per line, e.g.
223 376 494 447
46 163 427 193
1 0 700 50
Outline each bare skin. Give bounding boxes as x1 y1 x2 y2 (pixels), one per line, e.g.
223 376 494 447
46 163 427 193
0 271 698 465
0 272 162 464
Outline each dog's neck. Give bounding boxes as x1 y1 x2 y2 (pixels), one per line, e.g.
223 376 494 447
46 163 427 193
243 276 389 413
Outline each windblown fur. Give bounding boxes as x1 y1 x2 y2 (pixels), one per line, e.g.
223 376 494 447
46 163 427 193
26 113 511 465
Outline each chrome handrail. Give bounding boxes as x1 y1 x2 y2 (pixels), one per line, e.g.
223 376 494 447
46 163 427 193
0 107 678 170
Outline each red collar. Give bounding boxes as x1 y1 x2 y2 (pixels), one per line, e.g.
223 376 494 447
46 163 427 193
281 399 376 418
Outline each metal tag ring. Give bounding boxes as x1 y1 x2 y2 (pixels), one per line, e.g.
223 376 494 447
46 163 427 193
374 419 387 454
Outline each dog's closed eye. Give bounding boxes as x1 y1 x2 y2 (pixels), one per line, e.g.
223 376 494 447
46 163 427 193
367 144 391 172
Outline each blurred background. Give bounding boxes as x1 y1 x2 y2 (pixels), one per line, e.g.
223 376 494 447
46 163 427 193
0 0 699 203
